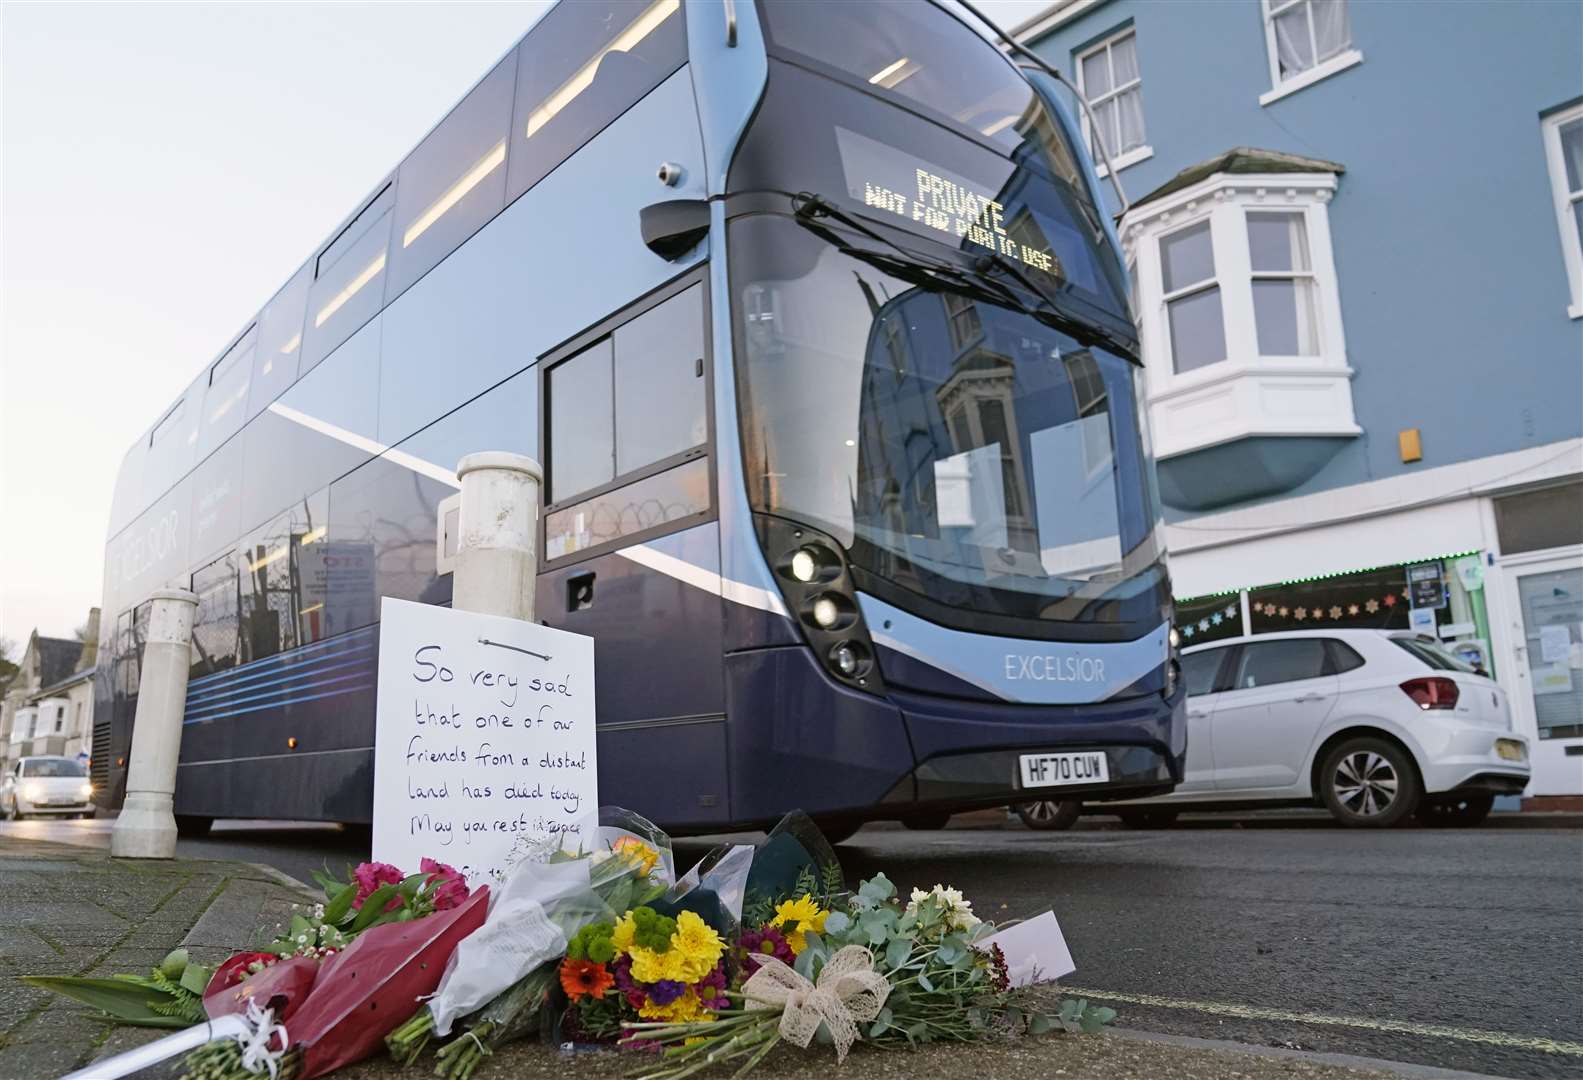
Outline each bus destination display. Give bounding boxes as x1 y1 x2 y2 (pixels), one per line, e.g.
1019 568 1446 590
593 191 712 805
835 127 1060 277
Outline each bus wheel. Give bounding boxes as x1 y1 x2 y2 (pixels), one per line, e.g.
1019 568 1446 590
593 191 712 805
901 811 952 831
1116 808 1178 829
1016 800 1080 831
174 815 213 837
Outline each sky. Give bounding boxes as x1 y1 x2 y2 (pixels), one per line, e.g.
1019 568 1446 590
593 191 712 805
0 0 1049 649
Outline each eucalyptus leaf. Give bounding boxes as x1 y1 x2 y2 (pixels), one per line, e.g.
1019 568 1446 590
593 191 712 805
916 972 933 992
884 937 911 970
822 910 851 934
1028 1013 1054 1035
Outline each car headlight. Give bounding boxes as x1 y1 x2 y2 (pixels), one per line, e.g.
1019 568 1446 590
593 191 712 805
22 784 44 802
80 782 93 800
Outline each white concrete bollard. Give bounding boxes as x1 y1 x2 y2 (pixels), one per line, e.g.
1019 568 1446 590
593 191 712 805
452 451 543 621
110 588 198 859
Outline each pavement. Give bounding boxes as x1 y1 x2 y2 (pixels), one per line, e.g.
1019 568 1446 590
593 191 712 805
1 813 1579 1080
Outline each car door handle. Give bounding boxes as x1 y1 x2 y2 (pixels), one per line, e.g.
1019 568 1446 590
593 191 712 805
1293 693 1329 704
1188 710 1209 719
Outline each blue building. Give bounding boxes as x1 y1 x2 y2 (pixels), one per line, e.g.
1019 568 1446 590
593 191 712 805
1018 0 1583 796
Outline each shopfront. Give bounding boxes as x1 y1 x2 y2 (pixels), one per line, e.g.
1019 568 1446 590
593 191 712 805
1170 480 1583 799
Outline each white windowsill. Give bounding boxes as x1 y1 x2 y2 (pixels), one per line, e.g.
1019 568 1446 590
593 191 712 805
1568 302 1582 320
1259 49 1364 107
1096 144 1154 179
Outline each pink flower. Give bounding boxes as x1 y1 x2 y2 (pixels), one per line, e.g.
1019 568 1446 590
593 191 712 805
351 861 404 910
420 857 468 911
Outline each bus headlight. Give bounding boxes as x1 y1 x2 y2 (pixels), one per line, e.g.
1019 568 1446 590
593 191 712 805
790 548 819 583
756 514 886 694
812 595 841 629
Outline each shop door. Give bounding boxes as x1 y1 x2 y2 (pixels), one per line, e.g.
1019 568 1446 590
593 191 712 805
1505 557 1583 795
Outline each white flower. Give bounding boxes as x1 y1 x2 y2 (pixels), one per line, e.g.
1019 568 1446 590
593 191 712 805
313 904 325 919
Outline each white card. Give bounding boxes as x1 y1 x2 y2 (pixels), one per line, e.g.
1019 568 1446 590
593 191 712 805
977 910 1075 986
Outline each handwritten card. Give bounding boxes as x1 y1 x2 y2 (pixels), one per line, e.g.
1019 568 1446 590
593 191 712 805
372 597 597 886
977 910 1076 986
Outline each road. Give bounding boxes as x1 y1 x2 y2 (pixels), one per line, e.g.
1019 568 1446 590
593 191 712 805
6 814 1580 1079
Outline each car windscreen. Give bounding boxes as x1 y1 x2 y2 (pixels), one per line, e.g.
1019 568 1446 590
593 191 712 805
21 758 87 778
1392 636 1479 674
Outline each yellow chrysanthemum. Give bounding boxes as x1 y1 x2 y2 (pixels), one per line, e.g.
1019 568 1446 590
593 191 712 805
610 911 637 955
638 988 717 1024
627 944 667 984
673 910 725 970
770 894 829 955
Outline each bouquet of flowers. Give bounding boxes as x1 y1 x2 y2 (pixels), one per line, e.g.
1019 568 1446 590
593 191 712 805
623 873 1115 1078
388 807 676 1079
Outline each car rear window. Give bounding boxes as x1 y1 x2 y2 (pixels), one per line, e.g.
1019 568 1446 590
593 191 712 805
1392 636 1478 673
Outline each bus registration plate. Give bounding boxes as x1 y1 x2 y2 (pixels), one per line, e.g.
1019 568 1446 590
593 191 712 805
1019 751 1109 789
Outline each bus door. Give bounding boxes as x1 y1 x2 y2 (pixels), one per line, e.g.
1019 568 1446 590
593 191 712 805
535 276 729 829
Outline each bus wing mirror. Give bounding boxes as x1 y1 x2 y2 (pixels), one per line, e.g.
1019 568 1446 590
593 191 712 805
640 199 710 260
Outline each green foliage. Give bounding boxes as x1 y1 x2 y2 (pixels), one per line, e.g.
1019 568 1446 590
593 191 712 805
566 921 616 964
629 906 676 953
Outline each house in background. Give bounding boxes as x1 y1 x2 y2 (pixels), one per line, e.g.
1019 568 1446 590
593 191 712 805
1016 0 1583 798
0 609 100 771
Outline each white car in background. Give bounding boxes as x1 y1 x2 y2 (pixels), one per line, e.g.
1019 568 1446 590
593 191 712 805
1022 630 1530 829
1 755 96 819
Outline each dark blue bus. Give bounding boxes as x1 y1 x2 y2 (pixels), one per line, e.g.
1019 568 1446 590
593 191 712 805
95 0 1184 837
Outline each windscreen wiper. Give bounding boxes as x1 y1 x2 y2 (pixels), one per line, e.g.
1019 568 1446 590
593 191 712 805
971 249 1139 362
790 193 1038 313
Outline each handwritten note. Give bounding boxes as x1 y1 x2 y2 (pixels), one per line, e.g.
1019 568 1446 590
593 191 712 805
372 597 597 885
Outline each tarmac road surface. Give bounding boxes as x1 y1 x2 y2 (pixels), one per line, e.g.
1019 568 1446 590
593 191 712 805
5 814 1579 1079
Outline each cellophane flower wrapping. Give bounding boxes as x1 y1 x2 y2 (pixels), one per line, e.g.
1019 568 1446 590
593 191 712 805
426 859 608 1035
291 884 490 1078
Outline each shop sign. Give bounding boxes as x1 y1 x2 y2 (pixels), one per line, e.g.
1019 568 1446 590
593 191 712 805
1407 563 1446 609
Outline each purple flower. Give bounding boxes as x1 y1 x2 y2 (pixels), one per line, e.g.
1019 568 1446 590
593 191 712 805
645 979 688 1006
738 927 795 975
693 961 730 1010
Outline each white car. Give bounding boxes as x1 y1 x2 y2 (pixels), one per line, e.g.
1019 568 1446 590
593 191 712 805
1099 630 1530 828
1 755 96 819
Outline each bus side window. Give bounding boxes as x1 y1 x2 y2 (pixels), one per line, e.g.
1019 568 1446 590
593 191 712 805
507 0 689 202
613 284 706 474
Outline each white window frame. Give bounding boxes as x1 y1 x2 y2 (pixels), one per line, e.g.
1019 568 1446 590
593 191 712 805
1541 102 1583 319
1259 0 1364 107
1157 216 1225 375
1075 28 1153 176
1122 171 1359 460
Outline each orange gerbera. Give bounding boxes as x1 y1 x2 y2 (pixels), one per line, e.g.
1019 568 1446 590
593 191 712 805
560 958 614 1003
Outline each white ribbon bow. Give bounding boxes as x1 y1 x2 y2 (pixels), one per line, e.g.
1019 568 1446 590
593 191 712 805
237 1000 290 1079
741 945 890 1063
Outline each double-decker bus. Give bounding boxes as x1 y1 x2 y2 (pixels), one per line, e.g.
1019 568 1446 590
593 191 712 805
95 0 1184 836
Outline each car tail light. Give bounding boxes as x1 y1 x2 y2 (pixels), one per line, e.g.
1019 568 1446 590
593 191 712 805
1401 676 1459 710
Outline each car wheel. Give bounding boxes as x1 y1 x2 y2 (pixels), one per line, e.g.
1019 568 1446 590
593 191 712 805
1417 794 1494 827
1319 737 1421 827
901 811 953 831
1016 800 1081 831
1116 808 1178 829
1 799 14 821
174 815 214 838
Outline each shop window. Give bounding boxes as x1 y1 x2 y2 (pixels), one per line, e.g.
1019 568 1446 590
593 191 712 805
1076 28 1150 174
1496 483 1583 556
1230 638 1327 689
1259 0 1362 105
1541 103 1583 318
508 0 687 201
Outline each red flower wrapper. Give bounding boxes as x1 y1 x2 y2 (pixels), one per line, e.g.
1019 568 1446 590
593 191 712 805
204 955 321 1024
205 952 282 996
291 885 489 1079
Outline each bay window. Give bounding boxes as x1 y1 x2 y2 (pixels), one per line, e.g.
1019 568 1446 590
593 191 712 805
1123 160 1358 463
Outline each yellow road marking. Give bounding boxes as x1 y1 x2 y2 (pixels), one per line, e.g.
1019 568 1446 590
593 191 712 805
1064 986 1583 1056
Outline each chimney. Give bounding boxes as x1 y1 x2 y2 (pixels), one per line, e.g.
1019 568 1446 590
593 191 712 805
77 607 101 672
